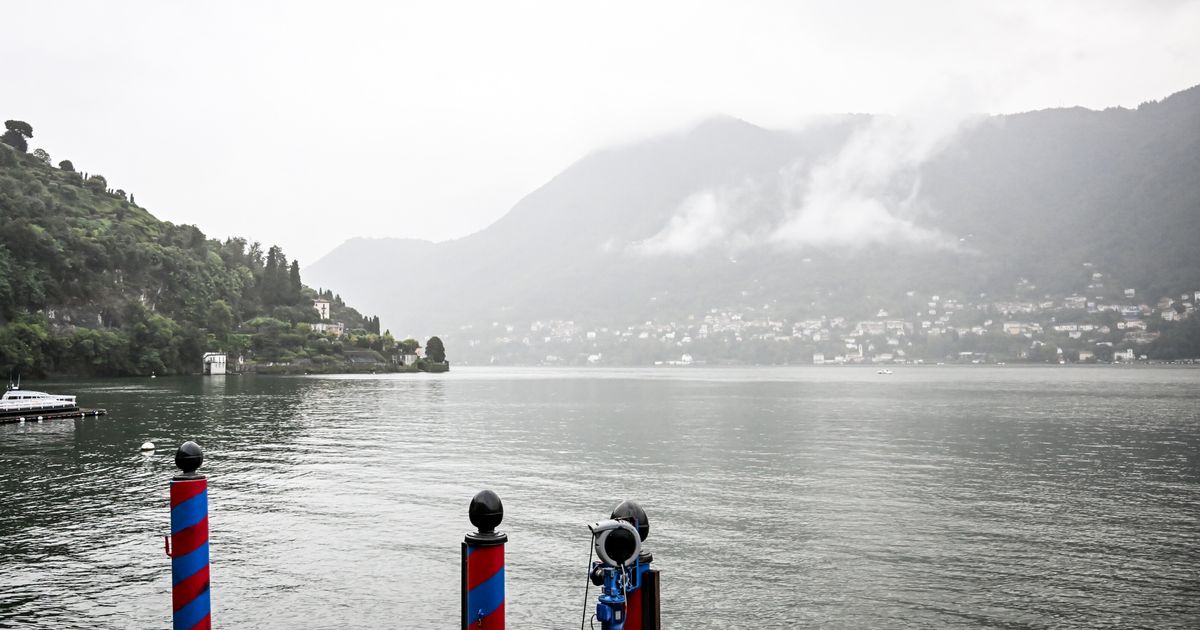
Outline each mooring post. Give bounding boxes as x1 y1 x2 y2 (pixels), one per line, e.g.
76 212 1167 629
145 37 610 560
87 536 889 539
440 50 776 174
462 490 507 629
166 441 211 630
610 500 660 630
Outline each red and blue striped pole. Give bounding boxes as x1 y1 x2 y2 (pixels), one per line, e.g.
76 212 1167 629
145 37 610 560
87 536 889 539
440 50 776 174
462 490 506 630
167 441 211 630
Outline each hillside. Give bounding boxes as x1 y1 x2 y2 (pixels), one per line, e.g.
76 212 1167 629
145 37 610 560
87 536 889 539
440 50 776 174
308 86 1200 342
0 130 392 377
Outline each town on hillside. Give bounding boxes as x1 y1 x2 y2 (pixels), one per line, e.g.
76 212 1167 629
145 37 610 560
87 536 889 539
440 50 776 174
450 265 1200 366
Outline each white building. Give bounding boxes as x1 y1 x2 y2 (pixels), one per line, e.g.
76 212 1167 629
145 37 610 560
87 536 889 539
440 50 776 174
313 299 331 321
202 352 226 375
312 322 345 337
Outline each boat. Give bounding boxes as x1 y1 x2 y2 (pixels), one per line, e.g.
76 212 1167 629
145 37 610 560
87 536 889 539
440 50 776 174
1 381 79 417
876 368 893 375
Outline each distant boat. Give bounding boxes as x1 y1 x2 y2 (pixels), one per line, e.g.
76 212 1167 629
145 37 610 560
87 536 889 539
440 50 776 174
876 368 893 375
1 384 79 417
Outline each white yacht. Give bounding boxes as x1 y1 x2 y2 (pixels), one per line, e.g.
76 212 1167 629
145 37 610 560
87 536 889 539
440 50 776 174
1 385 79 417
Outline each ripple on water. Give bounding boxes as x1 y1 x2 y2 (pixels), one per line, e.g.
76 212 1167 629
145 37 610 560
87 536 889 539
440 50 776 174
1 367 1198 629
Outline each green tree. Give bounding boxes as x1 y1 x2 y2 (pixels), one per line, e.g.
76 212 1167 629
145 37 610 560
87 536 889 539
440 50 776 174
425 335 446 363
288 259 302 304
399 338 420 354
1 120 32 153
62 327 132 376
206 299 235 336
125 305 182 375
4 120 33 138
85 174 108 192
262 245 289 306
32 148 50 164
225 334 252 360
1 130 26 152
58 159 74 172
0 315 50 375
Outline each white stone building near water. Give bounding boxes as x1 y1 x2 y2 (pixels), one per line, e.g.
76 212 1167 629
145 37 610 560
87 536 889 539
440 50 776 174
202 352 227 375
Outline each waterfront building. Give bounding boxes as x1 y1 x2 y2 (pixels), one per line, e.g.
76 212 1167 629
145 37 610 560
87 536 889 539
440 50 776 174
202 352 226 375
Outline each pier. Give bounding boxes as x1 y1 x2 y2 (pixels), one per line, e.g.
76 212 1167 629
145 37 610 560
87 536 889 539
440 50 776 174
0 408 107 424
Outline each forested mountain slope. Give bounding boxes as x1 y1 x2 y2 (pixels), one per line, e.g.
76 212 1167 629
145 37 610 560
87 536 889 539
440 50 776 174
0 129 383 376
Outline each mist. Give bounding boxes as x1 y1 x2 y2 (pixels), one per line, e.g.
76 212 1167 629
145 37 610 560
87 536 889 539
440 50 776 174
634 107 979 256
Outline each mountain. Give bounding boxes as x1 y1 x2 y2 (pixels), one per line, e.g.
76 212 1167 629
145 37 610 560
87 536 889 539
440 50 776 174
308 85 1200 344
0 135 387 377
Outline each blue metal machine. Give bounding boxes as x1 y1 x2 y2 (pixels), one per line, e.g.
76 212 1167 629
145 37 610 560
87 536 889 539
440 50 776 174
588 519 642 630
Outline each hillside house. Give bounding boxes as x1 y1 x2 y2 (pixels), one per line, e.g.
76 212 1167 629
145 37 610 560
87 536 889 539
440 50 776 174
1064 295 1087 309
313 299 331 320
312 322 345 337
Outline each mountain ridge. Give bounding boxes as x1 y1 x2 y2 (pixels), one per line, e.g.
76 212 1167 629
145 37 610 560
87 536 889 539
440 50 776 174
307 84 1200 340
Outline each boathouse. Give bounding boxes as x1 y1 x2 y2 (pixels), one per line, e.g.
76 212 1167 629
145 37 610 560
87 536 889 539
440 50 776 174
202 352 227 375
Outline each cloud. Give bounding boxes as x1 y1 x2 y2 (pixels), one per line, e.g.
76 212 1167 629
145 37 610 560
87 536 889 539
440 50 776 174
634 84 981 257
634 190 724 255
769 110 976 250
633 188 764 256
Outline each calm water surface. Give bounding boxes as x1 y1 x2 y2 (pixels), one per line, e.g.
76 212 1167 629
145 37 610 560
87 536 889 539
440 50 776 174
1 367 1198 628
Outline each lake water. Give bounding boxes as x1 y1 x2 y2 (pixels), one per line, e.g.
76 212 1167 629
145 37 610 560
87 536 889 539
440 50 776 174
1 367 1198 628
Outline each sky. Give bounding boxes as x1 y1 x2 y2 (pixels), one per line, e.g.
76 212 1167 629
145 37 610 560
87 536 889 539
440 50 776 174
6 1 1199 265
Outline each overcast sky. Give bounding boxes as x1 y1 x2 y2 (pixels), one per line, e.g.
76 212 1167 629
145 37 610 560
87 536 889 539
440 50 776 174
6 1 1198 264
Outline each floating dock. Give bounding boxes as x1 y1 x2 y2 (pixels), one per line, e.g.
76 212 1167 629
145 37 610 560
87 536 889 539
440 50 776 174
0 408 107 424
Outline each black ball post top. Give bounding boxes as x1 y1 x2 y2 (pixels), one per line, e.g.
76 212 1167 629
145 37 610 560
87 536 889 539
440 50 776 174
470 489 503 532
466 489 507 545
611 499 649 542
174 441 204 477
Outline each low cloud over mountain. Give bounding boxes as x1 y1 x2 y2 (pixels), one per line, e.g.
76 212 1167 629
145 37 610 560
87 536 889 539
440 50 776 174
307 85 1200 338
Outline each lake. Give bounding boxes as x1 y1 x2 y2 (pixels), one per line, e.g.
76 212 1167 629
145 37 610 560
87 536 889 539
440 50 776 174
1 367 1198 628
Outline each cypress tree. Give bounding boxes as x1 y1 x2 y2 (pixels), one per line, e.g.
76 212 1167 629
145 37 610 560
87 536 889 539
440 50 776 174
288 260 302 304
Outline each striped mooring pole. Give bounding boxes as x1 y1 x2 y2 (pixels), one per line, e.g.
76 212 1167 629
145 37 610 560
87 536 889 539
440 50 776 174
462 490 506 629
166 441 211 630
